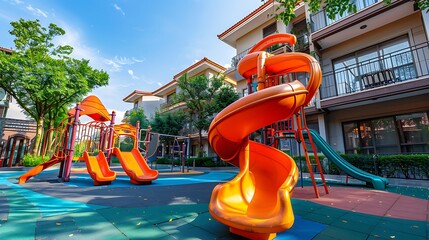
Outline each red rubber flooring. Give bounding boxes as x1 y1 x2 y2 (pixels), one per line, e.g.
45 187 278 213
292 186 428 221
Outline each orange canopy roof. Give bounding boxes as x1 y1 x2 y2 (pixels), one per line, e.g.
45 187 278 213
68 95 111 122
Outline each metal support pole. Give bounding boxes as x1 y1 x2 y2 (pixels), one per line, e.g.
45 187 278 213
62 102 81 182
106 111 116 165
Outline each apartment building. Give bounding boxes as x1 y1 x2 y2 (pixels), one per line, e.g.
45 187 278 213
0 47 13 118
219 0 429 155
123 57 234 157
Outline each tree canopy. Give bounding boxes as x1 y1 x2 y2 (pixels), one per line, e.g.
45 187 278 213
177 73 239 157
122 108 150 128
267 0 429 26
0 19 109 155
150 110 187 137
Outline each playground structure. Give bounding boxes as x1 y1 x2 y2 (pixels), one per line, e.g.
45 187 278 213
18 95 159 185
138 127 190 173
208 33 388 239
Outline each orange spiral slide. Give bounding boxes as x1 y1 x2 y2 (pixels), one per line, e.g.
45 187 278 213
208 34 322 239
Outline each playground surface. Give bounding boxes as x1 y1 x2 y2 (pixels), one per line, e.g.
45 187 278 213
0 166 428 240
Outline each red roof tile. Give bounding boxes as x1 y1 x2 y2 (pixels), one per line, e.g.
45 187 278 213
0 47 13 54
218 0 273 39
173 57 226 79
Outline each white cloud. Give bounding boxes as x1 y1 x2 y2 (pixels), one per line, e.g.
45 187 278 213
108 109 125 123
53 24 108 72
128 69 139 80
26 4 48 18
104 58 122 72
132 57 144 63
113 4 125 15
104 56 142 72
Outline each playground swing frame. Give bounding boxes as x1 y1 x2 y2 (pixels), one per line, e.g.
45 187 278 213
138 126 190 173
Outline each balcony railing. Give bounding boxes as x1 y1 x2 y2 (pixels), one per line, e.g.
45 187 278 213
230 46 252 70
310 0 378 32
227 41 297 73
320 42 429 99
160 101 186 113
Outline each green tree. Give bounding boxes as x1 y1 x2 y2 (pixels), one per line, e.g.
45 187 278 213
150 110 186 136
212 84 239 112
0 19 109 155
122 108 149 128
267 0 429 26
177 73 237 157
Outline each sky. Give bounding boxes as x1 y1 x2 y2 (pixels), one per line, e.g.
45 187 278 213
1 0 263 122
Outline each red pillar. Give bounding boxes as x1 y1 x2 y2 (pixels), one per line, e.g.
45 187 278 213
106 111 116 164
62 103 81 182
135 120 140 149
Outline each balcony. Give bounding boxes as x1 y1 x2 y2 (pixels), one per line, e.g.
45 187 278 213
226 37 306 74
310 0 378 32
160 101 186 113
320 42 429 100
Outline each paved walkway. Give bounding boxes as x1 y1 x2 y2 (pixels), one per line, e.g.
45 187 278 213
0 167 428 240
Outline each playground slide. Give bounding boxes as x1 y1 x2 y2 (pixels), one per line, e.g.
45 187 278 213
112 148 159 184
208 82 308 239
18 155 64 184
208 33 322 239
83 151 116 186
306 129 388 190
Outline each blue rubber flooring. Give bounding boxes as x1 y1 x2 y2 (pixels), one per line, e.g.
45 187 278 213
0 169 326 240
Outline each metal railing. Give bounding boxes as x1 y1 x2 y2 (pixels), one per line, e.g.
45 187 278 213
320 42 429 99
295 33 310 52
227 42 296 73
230 46 252 71
310 0 378 32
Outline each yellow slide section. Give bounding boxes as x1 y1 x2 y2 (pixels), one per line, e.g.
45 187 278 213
83 151 116 186
18 155 64 184
112 148 159 184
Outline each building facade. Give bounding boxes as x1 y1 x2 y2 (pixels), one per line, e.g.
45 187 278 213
123 57 235 157
219 0 429 155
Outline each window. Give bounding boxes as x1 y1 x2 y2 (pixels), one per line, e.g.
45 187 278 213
166 93 176 104
343 112 429 154
133 101 138 109
333 35 413 94
396 112 429 153
263 22 277 38
242 88 248 97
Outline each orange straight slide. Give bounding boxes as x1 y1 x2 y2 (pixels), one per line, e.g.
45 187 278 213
83 151 116 185
112 148 159 184
18 154 64 184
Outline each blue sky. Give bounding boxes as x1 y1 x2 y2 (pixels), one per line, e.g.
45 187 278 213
1 0 263 122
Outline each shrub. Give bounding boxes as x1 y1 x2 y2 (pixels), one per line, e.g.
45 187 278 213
340 154 377 175
155 156 219 168
293 153 428 179
378 154 429 179
22 155 50 167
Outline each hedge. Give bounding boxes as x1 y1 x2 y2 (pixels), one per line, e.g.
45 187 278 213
294 153 428 179
156 156 229 168
22 155 50 167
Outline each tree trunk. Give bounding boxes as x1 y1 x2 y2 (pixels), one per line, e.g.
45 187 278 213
45 120 55 157
31 117 44 156
198 129 203 158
